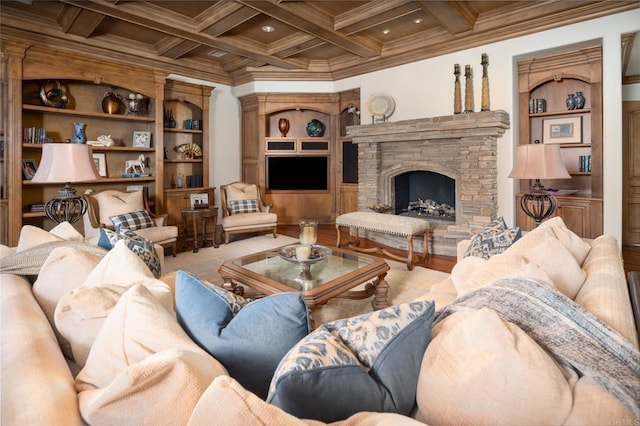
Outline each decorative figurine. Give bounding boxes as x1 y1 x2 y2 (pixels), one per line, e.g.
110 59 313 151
481 53 490 111
464 65 474 113
123 154 146 176
454 64 462 114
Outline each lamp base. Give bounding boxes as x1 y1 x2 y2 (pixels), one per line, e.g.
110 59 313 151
520 193 557 227
44 182 88 224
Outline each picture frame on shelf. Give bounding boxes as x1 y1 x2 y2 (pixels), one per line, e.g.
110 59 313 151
22 159 37 180
92 153 107 177
543 116 582 144
190 193 209 209
132 131 152 148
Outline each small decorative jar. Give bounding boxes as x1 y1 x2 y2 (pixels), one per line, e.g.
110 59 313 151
575 91 585 109
72 122 86 144
102 92 124 114
299 220 318 246
566 94 576 110
306 119 325 137
278 118 290 137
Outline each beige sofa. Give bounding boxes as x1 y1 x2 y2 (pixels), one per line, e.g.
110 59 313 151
1 218 638 425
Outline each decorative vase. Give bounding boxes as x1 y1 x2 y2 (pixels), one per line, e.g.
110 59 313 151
72 122 86 144
102 92 124 114
575 91 585 109
278 118 290 137
165 109 177 128
566 93 576 110
299 220 318 246
306 119 325 137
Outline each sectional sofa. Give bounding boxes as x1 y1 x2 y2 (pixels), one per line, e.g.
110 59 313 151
1 218 638 425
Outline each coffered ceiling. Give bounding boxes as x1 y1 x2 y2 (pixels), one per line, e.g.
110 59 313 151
1 1 637 86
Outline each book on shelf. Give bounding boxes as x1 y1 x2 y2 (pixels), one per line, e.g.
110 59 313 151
23 127 47 144
29 203 46 212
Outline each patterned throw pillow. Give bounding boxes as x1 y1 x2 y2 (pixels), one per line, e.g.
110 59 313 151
175 271 310 399
266 300 435 422
464 217 522 259
109 210 155 232
98 228 161 278
228 199 259 215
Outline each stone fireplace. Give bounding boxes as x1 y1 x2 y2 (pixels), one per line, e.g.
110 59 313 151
347 110 510 256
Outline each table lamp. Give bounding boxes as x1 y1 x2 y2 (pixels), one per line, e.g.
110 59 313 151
508 141 570 226
31 143 101 224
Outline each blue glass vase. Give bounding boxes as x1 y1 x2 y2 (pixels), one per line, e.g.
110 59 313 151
72 122 86 144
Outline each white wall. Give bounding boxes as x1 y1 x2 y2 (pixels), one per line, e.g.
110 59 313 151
180 8 640 241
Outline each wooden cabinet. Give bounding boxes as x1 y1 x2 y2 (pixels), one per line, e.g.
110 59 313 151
516 194 602 238
239 93 339 224
517 46 603 238
4 42 166 245
161 80 214 226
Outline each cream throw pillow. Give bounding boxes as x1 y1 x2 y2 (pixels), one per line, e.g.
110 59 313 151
32 247 103 358
451 253 555 296
416 308 572 425
76 284 226 425
538 217 591 265
93 190 145 228
226 184 258 204
15 222 84 252
82 240 155 287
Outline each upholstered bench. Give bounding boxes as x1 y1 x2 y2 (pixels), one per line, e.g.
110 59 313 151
335 211 430 270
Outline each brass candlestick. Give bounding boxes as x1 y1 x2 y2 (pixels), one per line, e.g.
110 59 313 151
464 65 474 113
481 53 490 111
453 64 462 114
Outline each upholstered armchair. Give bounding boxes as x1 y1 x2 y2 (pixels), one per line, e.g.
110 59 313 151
220 182 278 244
83 189 178 256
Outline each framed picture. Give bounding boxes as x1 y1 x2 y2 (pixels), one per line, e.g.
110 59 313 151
92 153 107 177
22 159 37 180
133 131 152 148
543 116 582 144
190 193 209 209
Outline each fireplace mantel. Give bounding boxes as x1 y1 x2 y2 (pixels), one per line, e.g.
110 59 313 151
347 110 510 142
346 110 511 256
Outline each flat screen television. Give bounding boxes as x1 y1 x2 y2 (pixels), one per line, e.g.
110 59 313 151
267 156 328 190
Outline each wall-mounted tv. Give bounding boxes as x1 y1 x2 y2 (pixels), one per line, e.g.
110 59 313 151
267 156 328 190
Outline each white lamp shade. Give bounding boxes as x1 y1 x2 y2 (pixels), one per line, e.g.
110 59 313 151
31 143 101 183
508 143 570 180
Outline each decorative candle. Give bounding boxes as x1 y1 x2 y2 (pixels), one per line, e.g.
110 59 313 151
299 220 317 246
296 245 311 260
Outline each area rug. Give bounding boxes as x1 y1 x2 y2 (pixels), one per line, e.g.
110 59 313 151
163 235 450 325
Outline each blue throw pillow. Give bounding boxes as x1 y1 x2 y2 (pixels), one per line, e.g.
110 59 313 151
174 271 310 399
464 216 522 259
266 300 435 422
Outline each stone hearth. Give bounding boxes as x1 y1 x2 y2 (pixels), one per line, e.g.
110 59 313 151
347 110 510 256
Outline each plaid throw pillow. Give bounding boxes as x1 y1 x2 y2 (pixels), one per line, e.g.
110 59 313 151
109 210 155 232
229 199 259 215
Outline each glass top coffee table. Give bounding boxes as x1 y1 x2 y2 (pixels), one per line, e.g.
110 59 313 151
218 244 390 316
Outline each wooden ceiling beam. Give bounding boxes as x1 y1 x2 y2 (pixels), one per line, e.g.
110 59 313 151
416 1 477 35
57 0 310 70
238 0 381 58
198 5 260 37
155 37 200 59
334 0 418 34
58 4 105 38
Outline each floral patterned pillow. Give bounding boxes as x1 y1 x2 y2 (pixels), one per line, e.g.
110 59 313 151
267 300 435 422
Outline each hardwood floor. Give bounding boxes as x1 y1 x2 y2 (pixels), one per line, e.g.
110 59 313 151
277 224 456 274
277 224 640 275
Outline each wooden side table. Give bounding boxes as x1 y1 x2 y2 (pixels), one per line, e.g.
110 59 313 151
181 206 219 252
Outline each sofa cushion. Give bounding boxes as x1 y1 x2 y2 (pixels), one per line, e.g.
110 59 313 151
75 284 226 425
267 301 435 422
538 216 591 264
416 308 572 425
97 229 161 278
15 222 84 252
225 183 259 203
228 198 260 214
563 376 636 424
464 217 522 259
109 210 155 232
175 271 309 399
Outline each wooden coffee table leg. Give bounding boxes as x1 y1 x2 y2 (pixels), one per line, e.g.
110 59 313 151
372 272 389 310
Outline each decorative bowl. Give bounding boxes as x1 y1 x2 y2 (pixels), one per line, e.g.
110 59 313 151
278 244 332 265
